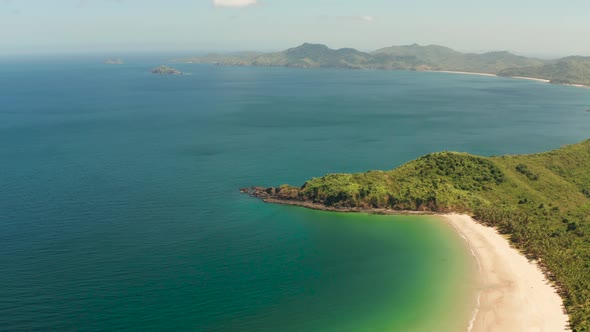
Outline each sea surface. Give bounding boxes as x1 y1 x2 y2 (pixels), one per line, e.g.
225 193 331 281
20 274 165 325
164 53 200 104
1 56 589 331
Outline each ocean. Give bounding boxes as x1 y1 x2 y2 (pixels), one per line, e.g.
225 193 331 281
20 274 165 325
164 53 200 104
1 56 589 331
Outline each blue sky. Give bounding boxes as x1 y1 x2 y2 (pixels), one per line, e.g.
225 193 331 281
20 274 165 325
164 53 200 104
1 0 590 56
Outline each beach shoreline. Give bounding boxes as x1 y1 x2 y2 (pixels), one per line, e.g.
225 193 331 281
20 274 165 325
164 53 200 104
443 214 570 332
427 70 552 83
510 76 551 83
248 196 571 331
427 70 590 88
259 196 573 331
427 70 498 77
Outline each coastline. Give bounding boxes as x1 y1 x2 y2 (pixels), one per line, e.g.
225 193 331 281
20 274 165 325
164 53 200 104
444 214 570 332
426 70 590 89
258 198 443 215
510 76 551 83
246 195 571 331
427 70 498 77
184 63 590 89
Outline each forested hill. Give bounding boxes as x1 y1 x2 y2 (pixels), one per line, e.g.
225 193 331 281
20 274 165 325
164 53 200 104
243 140 590 330
371 43 544 73
175 43 590 86
499 56 590 86
177 43 543 72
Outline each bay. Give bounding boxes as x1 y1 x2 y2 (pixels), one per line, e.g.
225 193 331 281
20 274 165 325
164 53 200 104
1 57 589 331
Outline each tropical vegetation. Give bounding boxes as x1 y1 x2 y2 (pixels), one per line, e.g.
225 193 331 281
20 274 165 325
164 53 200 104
250 140 590 331
499 56 590 86
177 43 590 86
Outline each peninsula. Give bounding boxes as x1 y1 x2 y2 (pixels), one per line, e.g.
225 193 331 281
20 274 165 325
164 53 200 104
243 139 590 331
177 43 590 87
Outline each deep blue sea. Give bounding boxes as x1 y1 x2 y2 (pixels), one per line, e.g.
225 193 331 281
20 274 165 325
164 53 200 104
1 55 589 331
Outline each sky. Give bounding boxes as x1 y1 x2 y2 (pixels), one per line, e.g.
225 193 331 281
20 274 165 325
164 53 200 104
1 0 590 57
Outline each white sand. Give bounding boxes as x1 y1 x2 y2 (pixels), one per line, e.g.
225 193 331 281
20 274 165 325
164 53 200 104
444 214 570 332
428 70 498 77
511 76 552 83
428 71 590 88
563 83 590 89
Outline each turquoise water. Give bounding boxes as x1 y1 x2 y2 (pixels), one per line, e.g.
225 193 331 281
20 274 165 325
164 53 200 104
1 56 589 331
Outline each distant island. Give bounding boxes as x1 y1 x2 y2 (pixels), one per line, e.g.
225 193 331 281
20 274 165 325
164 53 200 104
176 43 590 87
151 65 183 75
104 58 124 65
243 139 590 331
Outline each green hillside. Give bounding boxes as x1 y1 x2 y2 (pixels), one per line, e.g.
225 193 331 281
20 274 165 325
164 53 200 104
500 56 590 86
372 44 544 72
370 44 462 70
177 43 546 73
176 43 590 86
251 43 374 69
244 140 590 331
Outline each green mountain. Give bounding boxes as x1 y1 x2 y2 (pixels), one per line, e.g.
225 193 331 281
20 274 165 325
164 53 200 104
250 43 374 69
176 43 544 73
183 44 374 69
499 56 590 86
370 44 544 72
243 140 590 330
370 44 461 70
176 43 590 86
177 43 545 72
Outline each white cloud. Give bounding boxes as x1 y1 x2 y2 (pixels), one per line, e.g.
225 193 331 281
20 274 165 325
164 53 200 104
213 0 257 8
360 16 375 22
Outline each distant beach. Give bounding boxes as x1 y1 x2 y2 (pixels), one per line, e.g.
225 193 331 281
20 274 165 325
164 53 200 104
445 214 570 332
428 70 498 77
429 70 590 89
511 76 551 83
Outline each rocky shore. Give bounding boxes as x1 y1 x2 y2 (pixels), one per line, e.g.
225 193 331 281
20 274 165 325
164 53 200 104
240 186 439 215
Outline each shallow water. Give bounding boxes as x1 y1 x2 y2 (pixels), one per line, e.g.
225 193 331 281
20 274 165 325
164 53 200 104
1 57 589 331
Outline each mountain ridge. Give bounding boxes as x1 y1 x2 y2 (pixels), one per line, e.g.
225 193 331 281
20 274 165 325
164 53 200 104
176 43 590 86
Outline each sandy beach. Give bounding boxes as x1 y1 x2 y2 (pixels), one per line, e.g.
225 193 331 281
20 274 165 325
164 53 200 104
430 70 590 88
511 76 552 83
429 70 498 77
563 83 590 89
445 214 570 332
